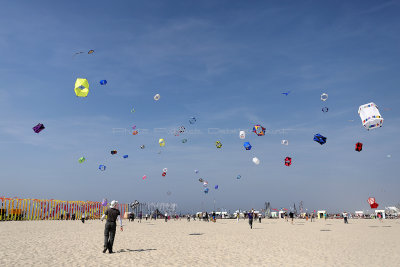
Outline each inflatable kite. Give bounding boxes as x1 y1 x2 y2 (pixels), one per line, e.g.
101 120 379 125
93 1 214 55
243 142 252 150
163 168 168 173
195 170 199 174
142 175 147 180
159 139 165 147
368 197 379 209
189 117 197 124
130 200 139 209
322 107 329 112
215 141 222 148
162 172 166 177
132 130 138 135
321 93 328 101
204 188 209 194
252 157 260 165
198 178 204 182
100 80 107 85
237 175 241 179
111 150 117 155
33 123 45 133
140 145 145 149
281 140 288 146
74 78 89 97
239 131 245 139
123 155 128 158
215 185 219 190
182 139 188 143
253 125 266 136
178 126 185 133
99 165 106 171
88 50 94 54
358 102 383 130
154 94 160 101
284 157 292 166
102 198 108 206
355 142 363 152
78 157 85 163
313 134 327 145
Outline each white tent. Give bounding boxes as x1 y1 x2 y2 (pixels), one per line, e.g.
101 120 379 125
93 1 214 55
358 102 383 130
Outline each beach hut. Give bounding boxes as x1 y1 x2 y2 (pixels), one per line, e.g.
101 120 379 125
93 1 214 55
270 212 278 218
375 210 386 219
317 210 326 219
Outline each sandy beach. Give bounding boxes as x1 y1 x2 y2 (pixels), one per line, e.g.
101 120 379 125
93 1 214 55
0 218 399 266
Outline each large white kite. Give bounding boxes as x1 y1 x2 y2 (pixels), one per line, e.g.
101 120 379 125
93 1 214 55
358 102 383 130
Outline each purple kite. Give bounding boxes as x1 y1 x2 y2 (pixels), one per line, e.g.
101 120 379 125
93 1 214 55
33 123 45 133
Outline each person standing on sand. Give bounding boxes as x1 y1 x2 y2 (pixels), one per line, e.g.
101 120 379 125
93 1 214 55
101 200 123 254
81 213 85 223
343 212 348 224
248 211 254 229
289 212 294 224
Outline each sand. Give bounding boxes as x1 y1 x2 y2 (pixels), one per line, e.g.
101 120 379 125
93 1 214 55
0 218 399 266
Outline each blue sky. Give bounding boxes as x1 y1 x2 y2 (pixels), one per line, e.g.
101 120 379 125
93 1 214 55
1 0 399 213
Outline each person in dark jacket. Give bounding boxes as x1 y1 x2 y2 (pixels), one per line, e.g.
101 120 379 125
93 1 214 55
101 200 123 253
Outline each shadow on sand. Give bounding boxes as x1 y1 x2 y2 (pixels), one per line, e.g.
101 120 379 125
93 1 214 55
189 233 204 236
117 248 157 253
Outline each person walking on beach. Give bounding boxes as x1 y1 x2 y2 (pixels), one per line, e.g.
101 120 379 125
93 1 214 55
343 212 348 224
101 200 123 254
138 212 142 223
258 214 262 223
237 213 240 222
165 212 168 222
81 213 85 224
289 212 294 224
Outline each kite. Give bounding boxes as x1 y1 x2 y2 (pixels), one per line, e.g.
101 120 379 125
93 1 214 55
88 50 94 54
74 78 89 97
284 157 292 166
178 126 185 133
132 130 138 135
322 107 329 112
131 107 135 113
100 80 107 85
358 102 383 130
321 93 328 101
204 188 209 194
252 157 260 165
159 138 166 147
101 199 108 207
132 125 136 130
142 175 147 180
281 140 289 146
253 125 266 136
78 157 85 163
162 172 166 177
355 142 363 152
243 142 252 150
368 197 379 209
130 200 139 209
140 145 145 149
189 117 197 124
237 175 241 179
123 155 128 158
195 170 199 174
313 134 327 145
166 191 172 196
215 141 222 148
111 150 117 155
203 181 208 187
198 178 204 182
215 185 219 190
33 123 45 133
99 165 106 171
154 94 160 101
239 131 245 139
281 91 290 96
163 168 168 173
182 139 188 143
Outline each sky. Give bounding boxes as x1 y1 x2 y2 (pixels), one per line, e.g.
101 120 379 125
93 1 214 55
0 0 399 213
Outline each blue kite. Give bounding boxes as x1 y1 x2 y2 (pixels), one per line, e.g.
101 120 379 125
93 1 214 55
313 134 327 145
243 142 252 150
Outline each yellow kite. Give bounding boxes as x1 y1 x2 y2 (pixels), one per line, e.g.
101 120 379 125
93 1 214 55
74 78 89 97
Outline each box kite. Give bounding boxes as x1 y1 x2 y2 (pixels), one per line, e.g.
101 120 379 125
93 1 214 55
313 134 327 145
243 142 252 150
111 150 117 155
253 125 266 136
189 117 197 124
358 102 383 130
100 80 107 85
355 142 363 152
162 172 166 177
204 188 209 194
74 78 89 97
123 155 128 158
78 157 85 163
215 185 219 190
99 165 106 171
215 141 222 148
284 157 292 166
239 131 245 139
368 197 379 209
252 157 260 165
33 123 45 133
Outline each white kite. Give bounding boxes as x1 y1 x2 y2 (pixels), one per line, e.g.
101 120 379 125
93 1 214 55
358 102 383 130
